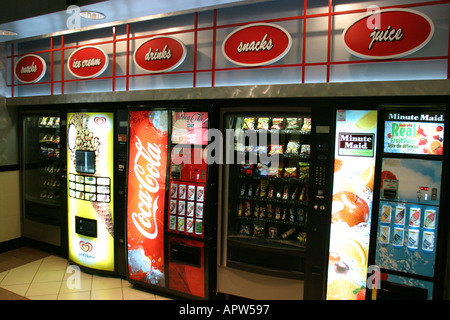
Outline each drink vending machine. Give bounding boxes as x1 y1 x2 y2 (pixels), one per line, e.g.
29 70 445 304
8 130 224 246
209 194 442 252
126 107 218 299
370 107 448 300
66 108 128 276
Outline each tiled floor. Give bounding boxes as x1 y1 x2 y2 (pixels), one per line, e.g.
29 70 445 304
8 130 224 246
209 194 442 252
0 246 174 300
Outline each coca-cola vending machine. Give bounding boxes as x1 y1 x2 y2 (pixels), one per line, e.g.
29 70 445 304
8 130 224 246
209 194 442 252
126 107 218 299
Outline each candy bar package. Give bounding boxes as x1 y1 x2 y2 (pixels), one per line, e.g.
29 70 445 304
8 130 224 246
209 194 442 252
300 144 311 156
285 118 300 130
267 183 275 199
257 162 270 176
239 221 252 235
238 202 243 216
253 221 265 237
271 118 284 130
240 161 254 175
301 117 312 132
253 203 260 217
242 117 255 130
247 183 253 197
268 226 278 239
257 117 270 130
260 180 269 197
266 204 274 219
286 140 300 154
244 200 252 216
284 167 298 178
298 162 310 180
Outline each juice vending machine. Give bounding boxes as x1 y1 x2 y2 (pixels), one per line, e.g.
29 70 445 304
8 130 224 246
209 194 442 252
370 108 448 300
127 107 218 299
67 109 128 275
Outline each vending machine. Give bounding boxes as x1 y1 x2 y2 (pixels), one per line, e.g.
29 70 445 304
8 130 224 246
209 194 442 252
370 107 448 300
67 108 128 276
20 109 67 251
217 104 335 300
127 107 218 299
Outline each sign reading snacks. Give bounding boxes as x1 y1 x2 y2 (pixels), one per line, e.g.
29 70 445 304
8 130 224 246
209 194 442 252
14 54 47 84
222 23 292 67
67 46 109 79
343 9 434 59
133 36 187 73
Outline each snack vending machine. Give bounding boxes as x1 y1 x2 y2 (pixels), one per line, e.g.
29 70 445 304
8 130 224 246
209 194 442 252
217 105 335 300
371 108 448 300
127 108 217 299
67 109 128 275
20 110 66 250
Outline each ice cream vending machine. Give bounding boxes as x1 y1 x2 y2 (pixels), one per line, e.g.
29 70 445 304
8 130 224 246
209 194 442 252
67 109 128 275
127 108 218 299
371 108 448 300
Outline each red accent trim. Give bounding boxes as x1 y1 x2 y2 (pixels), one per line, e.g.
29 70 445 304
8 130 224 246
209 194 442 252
5 0 450 93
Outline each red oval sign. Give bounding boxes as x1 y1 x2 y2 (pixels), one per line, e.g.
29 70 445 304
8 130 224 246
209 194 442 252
14 54 46 84
222 23 292 67
343 9 434 59
67 46 109 79
133 36 186 73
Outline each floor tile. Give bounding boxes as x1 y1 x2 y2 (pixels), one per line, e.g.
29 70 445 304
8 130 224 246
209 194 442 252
26 281 62 297
91 287 123 300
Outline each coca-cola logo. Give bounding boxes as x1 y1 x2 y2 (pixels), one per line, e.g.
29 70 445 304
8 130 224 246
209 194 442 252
343 9 434 59
79 241 93 252
131 136 162 240
67 46 109 79
133 36 186 73
94 117 107 125
222 23 292 67
14 54 47 84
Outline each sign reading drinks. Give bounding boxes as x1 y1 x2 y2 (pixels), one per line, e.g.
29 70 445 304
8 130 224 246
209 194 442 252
222 23 292 67
133 36 186 73
343 9 434 59
127 110 168 287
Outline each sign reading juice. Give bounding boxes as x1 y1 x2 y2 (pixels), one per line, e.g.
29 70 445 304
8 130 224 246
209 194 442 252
327 110 377 300
127 110 168 287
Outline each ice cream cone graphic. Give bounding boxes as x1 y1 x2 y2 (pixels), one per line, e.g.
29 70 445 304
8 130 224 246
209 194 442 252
92 201 114 237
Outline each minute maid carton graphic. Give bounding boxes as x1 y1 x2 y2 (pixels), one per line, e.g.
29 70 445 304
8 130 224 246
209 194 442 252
67 112 115 272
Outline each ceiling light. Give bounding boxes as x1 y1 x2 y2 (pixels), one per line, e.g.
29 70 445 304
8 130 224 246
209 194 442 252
79 11 106 20
0 30 18 36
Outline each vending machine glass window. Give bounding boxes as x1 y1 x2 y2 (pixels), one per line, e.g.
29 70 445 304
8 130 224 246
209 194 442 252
223 114 311 278
373 109 445 300
22 114 63 233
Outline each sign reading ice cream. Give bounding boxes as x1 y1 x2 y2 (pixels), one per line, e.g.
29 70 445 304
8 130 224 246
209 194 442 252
133 36 186 73
14 54 47 84
67 46 109 79
343 9 434 59
222 23 292 67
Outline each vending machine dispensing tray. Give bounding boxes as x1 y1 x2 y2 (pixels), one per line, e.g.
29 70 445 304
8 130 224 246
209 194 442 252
226 236 305 280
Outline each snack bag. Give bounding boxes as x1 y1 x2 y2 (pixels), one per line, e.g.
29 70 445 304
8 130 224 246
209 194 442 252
257 117 270 130
286 140 300 154
301 117 311 132
300 144 310 156
284 167 298 178
298 162 310 180
285 118 300 130
271 118 284 130
269 144 283 155
242 118 255 130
